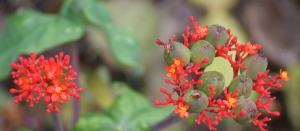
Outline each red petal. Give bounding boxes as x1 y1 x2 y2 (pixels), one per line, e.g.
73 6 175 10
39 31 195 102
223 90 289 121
59 92 69 101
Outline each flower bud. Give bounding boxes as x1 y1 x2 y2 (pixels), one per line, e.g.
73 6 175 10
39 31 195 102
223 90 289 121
164 42 191 66
228 74 253 98
203 24 229 48
232 98 257 124
190 40 215 68
183 90 208 113
196 71 225 98
240 53 268 80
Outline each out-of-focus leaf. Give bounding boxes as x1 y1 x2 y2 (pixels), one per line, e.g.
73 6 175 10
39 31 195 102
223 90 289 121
83 0 112 26
106 0 159 68
86 66 114 108
105 82 151 124
105 26 143 74
126 107 173 131
72 113 117 131
73 82 173 131
0 9 84 80
285 63 300 131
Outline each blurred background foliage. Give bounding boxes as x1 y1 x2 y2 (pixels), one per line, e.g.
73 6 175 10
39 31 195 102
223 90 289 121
0 0 299 131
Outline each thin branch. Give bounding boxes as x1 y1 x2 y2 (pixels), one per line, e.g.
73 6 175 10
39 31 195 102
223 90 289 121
52 112 64 131
71 43 80 126
150 112 182 131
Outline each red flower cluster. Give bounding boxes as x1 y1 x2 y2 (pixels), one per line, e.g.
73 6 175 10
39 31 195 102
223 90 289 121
154 16 289 131
10 52 82 113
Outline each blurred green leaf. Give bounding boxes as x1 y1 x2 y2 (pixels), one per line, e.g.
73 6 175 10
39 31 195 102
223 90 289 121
83 0 112 26
0 9 84 80
73 82 173 131
72 113 117 131
285 63 300 131
105 82 151 123
85 66 114 108
106 0 158 69
126 107 174 131
106 26 143 74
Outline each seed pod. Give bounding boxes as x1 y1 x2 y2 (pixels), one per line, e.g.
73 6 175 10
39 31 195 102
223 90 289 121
196 71 225 98
203 24 229 48
228 74 253 98
183 90 209 113
233 98 257 124
164 42 191 66
240 53 268 80
190 40 215 68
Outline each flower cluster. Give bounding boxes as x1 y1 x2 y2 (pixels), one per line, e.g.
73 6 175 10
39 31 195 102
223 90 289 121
10 52 82 113
154 16 289 131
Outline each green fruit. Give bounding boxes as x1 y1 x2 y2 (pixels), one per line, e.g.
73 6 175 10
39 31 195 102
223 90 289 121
233 98 257 124
183 90 209 113
196 71 225 98
203 24 229 48
164 42 191 66
228 74 253 98
190 40 215 68
240 53 268 80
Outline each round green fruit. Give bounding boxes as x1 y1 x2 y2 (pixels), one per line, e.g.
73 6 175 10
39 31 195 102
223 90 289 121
203 24 229 48
240 53 268 80
190 40 215 68
183 90 209 113
196 71 225 98
228 74 253 98
164 42 191 66
233 98 257 124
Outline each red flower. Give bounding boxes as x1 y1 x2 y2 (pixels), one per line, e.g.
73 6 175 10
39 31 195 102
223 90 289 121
175 103 190 118
10 52 82 113
279 69 289 82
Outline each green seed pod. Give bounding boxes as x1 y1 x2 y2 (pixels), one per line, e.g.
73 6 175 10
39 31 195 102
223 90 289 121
240 53 268 80
190 40 215 68
164 42 191 66
196 71 225 98
228 74 253 98
233 98 257 124
183 90 209 113
203 24 229 48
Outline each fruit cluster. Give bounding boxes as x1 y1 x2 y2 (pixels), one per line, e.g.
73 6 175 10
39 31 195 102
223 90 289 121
10 52 82 113
154 16 289 131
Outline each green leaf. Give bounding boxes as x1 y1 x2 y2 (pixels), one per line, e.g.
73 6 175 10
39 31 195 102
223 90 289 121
72 113 117 131
83 0 112 26
285 63 300 131
105 82 151 124
0 9 84 80
106 0 158 72
73 82 173 131
106 26 143 72
126 107 174 131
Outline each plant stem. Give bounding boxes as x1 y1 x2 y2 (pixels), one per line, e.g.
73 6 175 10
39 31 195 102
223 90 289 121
59 0 73 16
192 68 205 90
150 112 181 131
52 112 64 131
71 43 80 125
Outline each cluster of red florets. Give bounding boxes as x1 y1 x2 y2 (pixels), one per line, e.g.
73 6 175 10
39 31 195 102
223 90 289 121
10 52 82 113
154 16 289 131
